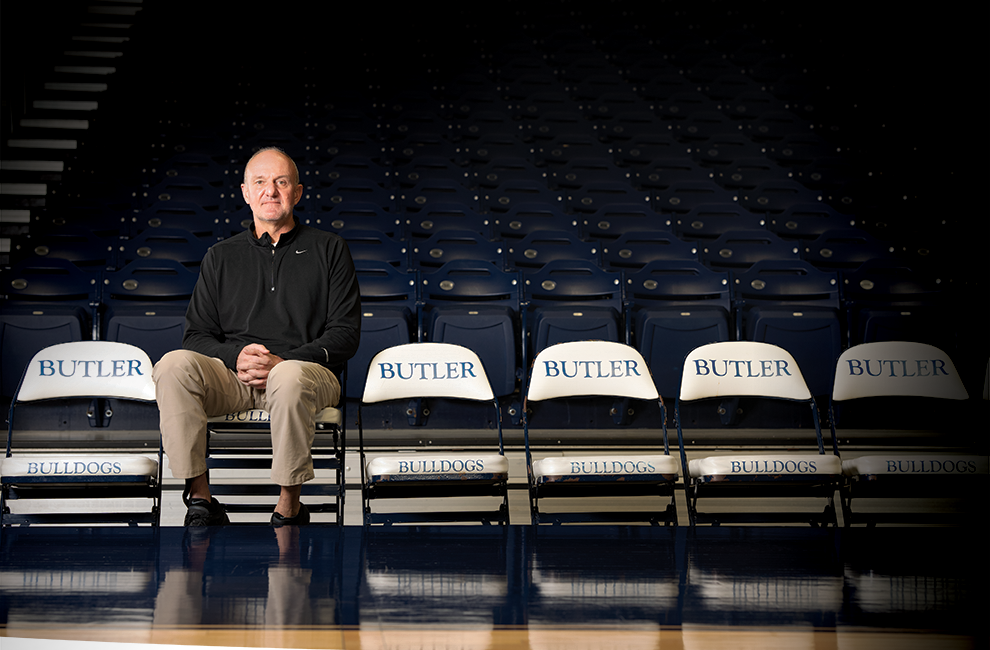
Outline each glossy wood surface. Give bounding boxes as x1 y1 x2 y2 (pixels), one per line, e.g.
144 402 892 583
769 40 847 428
1 525 985 649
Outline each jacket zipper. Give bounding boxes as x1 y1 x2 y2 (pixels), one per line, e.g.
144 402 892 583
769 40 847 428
270 247 276 292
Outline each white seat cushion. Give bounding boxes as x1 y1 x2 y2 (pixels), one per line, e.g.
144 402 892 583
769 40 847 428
532 455 678 483
1 454 159 482
689 454 841 479
366 453 508 483
842 454 989 477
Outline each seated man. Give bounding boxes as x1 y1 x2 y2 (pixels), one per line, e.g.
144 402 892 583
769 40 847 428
153 147 361 526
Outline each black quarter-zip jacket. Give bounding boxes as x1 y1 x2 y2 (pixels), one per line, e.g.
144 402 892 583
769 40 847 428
182 220 361 374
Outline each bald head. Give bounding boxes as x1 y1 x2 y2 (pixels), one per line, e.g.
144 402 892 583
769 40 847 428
241 147 304 236
243 147 300 186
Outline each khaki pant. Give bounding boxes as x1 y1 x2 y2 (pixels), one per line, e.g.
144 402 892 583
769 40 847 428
152 350 340 486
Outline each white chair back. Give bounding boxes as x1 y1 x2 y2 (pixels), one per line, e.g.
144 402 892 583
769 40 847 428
361 342 495 403
832 341 968 402
527 341 659 402
679 341 811 402
15 341 156 403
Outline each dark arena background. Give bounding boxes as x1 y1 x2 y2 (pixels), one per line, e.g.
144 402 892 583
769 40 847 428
1 2 988 649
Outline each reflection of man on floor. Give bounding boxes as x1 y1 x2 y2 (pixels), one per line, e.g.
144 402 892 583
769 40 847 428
152 528 314 635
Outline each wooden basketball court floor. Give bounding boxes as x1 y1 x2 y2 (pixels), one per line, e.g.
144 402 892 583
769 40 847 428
1 479 987 650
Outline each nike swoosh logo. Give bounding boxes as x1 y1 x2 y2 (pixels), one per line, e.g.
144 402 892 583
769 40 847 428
295 249 307 254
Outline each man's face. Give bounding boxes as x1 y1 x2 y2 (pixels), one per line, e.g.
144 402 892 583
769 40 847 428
241 150 303 226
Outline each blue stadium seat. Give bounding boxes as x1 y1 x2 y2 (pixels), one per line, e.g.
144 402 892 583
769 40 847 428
671 203 767 241
535 133 615 168
548 156 630 190
394 156 470 189
8 227 115 270
399 179 480 213
420 259 522 397
304 202 404 239
311 155 393 188
483 180 562 214
0 258 101 397
579 204 669 241
613 134 687 166
631 158 711 191
626 260 731 396
139 174 226 212
713 157 791 191
131 201 224 242
473 157 547 190
492 204 579 241
601 231 699 270
521 259 623 362
506 230 600 272
767 203 858 240
732 259 842 396
403 204 493 241
802 228 898 272
410 230 506 270
315 178 397 212
688 134 767 168
339 229 410 268
739 180 822 215
655 180 740 216
346 261 420 400
840 260 950 349
101 258 198 364
669 110 736 142
116 227 211 270
565 181 652 215
699 230 801 271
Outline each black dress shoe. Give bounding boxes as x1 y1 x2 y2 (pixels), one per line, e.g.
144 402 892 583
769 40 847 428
271 502 310 527
184 497 230 527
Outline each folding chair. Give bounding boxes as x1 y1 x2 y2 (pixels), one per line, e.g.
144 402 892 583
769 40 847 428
830 341 987 526
1 341 161 526
675 341 842 526
357 342 509 525
523 341 679 525
204 400 346 525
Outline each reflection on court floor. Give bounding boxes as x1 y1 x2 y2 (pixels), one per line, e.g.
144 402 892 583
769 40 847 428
1 526 985 649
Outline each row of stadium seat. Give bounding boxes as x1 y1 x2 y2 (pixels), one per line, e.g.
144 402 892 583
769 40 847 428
0 250 953 401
